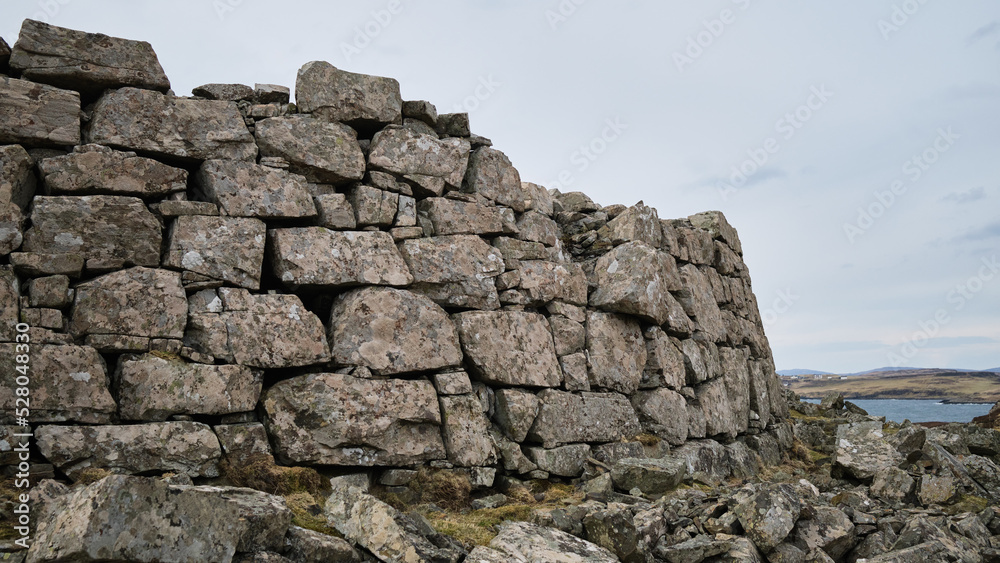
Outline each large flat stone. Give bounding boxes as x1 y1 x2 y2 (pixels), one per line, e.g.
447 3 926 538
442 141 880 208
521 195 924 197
22 195 162 268
417 197 504 235
85 87 256 161
516 260 588 306
117 353 262 421
254 116 365 183
10 19 170 94
69 267 186 339
368 126 469 190
329 287 463 375
36 422 222 480
587 311 647 395
590 241 681 325
463 147 525 212
489 522 618 563
0 76 80 147
165 215 266 289
38 144 187 197
528 389 641 447
194 159 317 219
296 61 402 129
455 311 562 387
269 227 412 288
399 235 504 310
262 373 445 466
631 388 689 445
0 344 114 424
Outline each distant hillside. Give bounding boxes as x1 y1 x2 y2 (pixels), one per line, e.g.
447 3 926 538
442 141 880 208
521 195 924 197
776 369 833 376
786 369 1000 404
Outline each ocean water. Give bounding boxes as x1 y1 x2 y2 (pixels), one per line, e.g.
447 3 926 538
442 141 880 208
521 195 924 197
804 398 993 424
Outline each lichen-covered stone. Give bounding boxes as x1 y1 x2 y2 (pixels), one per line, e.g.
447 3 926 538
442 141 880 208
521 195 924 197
455 310 562 387
35 422 222 479
0 267 19 341
10 19 170 94
834 421 904 481
0 344 114 424
516 260 588 306
329 287 462 375
400 235 504 310
791 506 856 561
440 394 496 467
526 444 591 477
417 197 504 235
675 264 728 342
489 522 618 563
731 484 801 552
0 76 80 147
165 215 266 289
23 195 162 268
38 144 187 197
529 390 641 447
69 267 186 339
463 147 525 212
369 126 470 191
587 311 647 395
0 144 37 211
602 202 662 247
117 353 262 421
590 241 680 325
255 115 365 183
348 184 397 227
610 457 686 495
85 87 256 161
269 227 412 288
631 388 689 445
296 61 402 129
494 388 540 442
194 159 317 219
263 373 445 466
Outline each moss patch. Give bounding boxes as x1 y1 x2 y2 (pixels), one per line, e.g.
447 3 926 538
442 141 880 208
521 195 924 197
220 453 329 498
422 504 537 546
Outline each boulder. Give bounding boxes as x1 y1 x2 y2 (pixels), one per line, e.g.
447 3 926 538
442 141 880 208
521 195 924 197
631 388 689 445
0 76 80 147
194 160 317 219
517 260 588 306
590 242 681 324
186 289 330 368
27 475 290 563
833 421 904 481
603 202 661 247
283 526 361 563
348 184 397 227
262 373 445 466
38 144 187 197
610 457 686 495
295 61 402 129
368 126 470 190
791 506 856 561
463 147 525 212
329 287 463 375
417 197 504 235
644 327 686 390
165 215 266 289
270 227 412 288
439 394 496 467
254 115 365 183
35 422 222 479
731 484 801 552
587 311 647 395
400 235 504 310
10 19 169 94
525 444 591 477
117 353 262 421
689 210 742 255
675 264 728 342
23 195 162 268
0 344 114 424
454 310 562 387
528 390 641 447
69 267 186 339
494 388 541 442
488 522 618 562
516 211 560 246
85 87 256 161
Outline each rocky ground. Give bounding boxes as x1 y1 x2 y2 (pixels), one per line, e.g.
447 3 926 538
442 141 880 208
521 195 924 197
3 393 998 562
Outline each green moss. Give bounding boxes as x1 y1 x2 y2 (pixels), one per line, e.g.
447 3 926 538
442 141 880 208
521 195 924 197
219 453 329 498
944 495 989 515
285 491 340 536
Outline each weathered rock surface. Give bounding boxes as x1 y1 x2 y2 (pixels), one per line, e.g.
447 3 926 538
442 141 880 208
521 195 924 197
35 422 222 479
440 394 496 467
529 390 641 447
400 235 504 310
186 289 330 368
0 76 80 146
329 286 463 375
587 311 647 395
38 144 187 197
23 195 162 268
417 197 504 235
488 522 618 562
590 241 681 325
526 444 591 477
1 144 38 210
85 87 257 161
27 475 290 563
10 19 170 94
69 267 186 339
631 388 689 445
296 61 402 129
263 373 445 466
610 457 687 495
517 260 588 306
464 147 525 212
369 126 470 191
0 344 114 424
675 264 728 342
194 159 317 218
255 116 365 183
731 484 801 552
455 310 562 387
165 215 266 289
270 227 412 288
117 353 262 421
834 421 904 481
494 388 541 442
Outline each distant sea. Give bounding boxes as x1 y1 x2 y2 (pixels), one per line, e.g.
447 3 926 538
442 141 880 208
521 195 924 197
804 398 993 424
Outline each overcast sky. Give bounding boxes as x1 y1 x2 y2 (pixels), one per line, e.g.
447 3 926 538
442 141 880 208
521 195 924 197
4 1 999 373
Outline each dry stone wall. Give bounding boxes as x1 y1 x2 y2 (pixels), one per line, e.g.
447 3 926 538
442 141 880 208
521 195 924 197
1 19 791 502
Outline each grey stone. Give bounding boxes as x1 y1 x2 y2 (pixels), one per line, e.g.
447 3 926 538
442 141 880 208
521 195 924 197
529 390 641 447
631 388 689 445
517 260 588 306
550 316 586 356
192 83 255 101
23 195 162 268
85 87 256 161
489 521 618 562
433 371 474 395
440 394 496 467
0 344 114 424
587 311 647 395
436 112 470 137
417 197 504 235
603 202 662 247
400 235 504 310
0 76 80 147
263 373 445 466
214 423 272 462
791 506 856 561
284 526 361 563
69 267 186 339
833 421 904 481
270 227 412 288
0 145 37 211
494 388 540 442
348 184 397 227
0 267 18 341
689 210 743 255
36 422 222 479
675 264 728 342
313 193 357 229
165 215 266 289
463 147 525 212
644 327 686 390
27 275 71 308
590 242 681 324
731 484 801 552
516 211 560 246
39 144 187 197
610 457 686 495
455 310 562 387
526 444 591 477
561 353 591 391
295 61 402 129
255 116 365 183
10 19 170 94
329 287 463 375
194 159 317 219
369 126 470 191
402 100 438 125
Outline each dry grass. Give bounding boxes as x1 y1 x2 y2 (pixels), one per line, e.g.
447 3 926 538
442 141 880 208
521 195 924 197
220 453 329 498
788 370 1000 403
421 504 537 546
75 468 112 485
635 433 661 447
285 491 340 536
